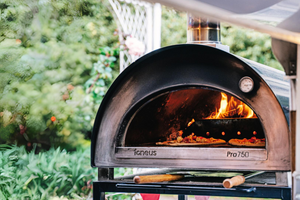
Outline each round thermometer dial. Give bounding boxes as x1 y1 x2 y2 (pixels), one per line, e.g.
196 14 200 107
239 76 254 93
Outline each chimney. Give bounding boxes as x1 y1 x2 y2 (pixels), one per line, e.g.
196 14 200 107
187 14 229 52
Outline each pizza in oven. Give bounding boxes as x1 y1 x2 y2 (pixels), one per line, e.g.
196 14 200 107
156 133 226 146
228 137 265 147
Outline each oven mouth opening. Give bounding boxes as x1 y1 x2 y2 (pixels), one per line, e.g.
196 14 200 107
119 86 265 149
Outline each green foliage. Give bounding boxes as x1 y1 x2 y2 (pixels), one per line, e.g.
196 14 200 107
0 0 119 149
106 193 135 200
0 145 136 200
221 24 283 70
161 7 282 71
161 7 187 47
114 168 133 177
84 47 119 104
0 144 96 200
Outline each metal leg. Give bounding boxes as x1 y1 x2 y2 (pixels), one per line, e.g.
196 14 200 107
92 183 105 200
178 195 187 200
98 168 114 180
95 168 114 200
93 181 101 200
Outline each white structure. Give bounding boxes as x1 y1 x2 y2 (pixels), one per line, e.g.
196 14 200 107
108 0 161 72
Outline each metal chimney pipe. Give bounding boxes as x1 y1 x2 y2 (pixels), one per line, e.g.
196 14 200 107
187 14 221 44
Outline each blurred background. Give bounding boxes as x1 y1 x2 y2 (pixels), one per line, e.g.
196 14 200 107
0 0 283 199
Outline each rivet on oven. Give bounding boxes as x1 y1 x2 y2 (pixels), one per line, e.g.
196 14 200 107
253 131 257 135
237 131 241 135
222 132 225 135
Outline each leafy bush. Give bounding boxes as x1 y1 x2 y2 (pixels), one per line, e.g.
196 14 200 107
161 7 187 46
0 144 96 200
221 25 283 70
161 6 282 70
0 145 140 200
0 0 119 149
84 47 119 105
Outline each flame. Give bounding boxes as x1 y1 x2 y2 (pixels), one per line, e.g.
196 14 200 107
215 92 228 119
187 119 195 127
206 92 256 119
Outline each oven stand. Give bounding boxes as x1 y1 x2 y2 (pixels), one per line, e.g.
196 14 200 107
93 181 291 200
94 168 291 200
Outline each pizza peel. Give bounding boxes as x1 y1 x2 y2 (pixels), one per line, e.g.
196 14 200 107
222 171 265 188
133 171 244 184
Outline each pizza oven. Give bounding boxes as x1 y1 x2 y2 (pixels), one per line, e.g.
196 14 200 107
91 14 292 200
91 41 290 171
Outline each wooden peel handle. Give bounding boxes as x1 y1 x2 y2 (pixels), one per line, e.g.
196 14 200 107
223 175 245 188
133 174 184 184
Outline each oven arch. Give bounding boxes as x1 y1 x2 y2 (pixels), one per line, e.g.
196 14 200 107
91 44 289 171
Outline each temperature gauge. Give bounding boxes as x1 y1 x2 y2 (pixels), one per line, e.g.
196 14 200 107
239 76 254 93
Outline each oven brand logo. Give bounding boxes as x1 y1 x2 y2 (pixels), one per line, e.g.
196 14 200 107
133 149 157 156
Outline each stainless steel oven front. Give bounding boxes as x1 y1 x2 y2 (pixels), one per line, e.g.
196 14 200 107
91 44 290 171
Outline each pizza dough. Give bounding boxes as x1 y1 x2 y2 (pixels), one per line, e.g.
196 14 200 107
228 137 265 147
156 134 226 146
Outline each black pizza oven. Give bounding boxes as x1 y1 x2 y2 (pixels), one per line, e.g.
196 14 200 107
91 16 292 200
91 43 290 171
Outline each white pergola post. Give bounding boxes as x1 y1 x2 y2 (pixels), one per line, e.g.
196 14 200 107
153 3 162 50
108 0 161 72
146 5 153 53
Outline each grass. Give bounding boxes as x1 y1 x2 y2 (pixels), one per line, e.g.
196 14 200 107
0 144 96 200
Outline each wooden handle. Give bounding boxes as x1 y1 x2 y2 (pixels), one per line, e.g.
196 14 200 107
133 174 184 184
223 175 245 188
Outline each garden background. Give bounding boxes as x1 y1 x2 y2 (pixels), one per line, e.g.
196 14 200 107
0 0 283 199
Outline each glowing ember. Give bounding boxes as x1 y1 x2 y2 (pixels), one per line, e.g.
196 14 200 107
237 131 241 135
222 132 225 136
178 130 183 136
206 132 210 136
187 119 195 127
206 92 256 119
253 131 257 135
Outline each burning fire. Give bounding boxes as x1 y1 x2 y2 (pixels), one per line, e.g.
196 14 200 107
187 119 195 127
206 92 256 119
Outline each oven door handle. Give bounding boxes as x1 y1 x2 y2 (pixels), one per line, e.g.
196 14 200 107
116 183 256 193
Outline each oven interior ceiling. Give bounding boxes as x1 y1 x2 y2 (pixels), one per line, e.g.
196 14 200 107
124 88 264 148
